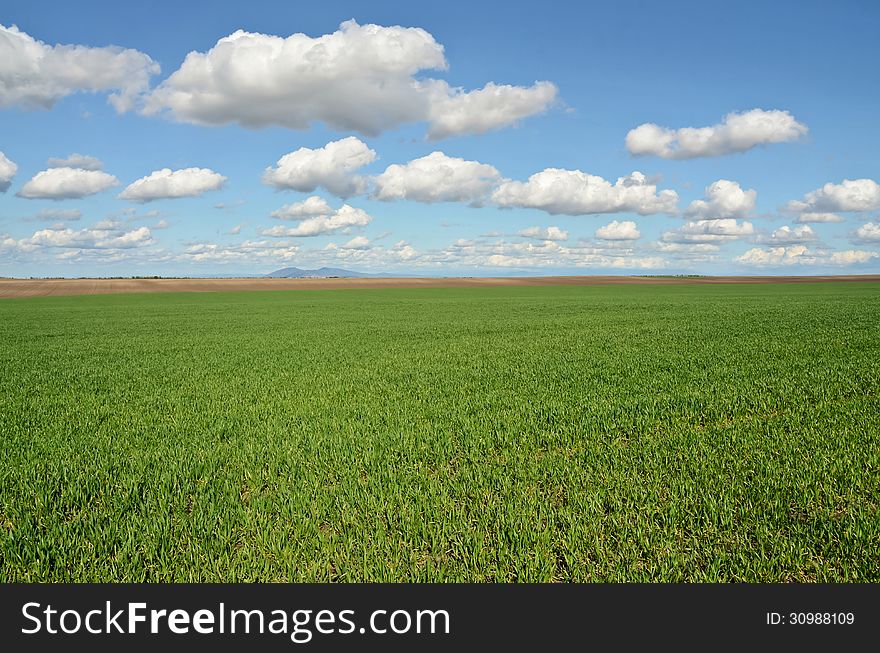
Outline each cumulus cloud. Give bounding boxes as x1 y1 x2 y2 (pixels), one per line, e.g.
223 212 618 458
654 242 719 253
663 219 754 243
261 204 372 237
263 137 376 198
372 151 501 204
0 23 159 111
143 21 442 133
271 196 335 220
47 154 103 171
308 238 418 268
118 167 226 202
736 245 811 266
492 170 678 216
685 180 756 219
853 221 880 243
440 238 666 270
626 109 807 159
736 246 877 267
342 235 370 250
4 222 682 272
595 220 640 240
141 21 555 138
519 226 569 241
794 212 844 224
0 234 21 253
17 167 119 200
391 240 418 261
785 178 880 213
828 250 878 266
16 220 154 250
30 226 152 249
183 239 300 263
92 218 124 230
0 151 17 192
227 224 242 235
425 81 557 140
653 241 721 259
764 225 816 245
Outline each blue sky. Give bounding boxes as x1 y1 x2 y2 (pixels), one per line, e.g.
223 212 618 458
1 0 878 277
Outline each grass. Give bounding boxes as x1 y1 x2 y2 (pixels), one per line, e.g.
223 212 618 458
1 282 878 582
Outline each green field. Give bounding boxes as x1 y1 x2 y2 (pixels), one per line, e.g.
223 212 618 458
1 282 878 582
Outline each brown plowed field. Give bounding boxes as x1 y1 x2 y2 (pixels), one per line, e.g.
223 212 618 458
1 275 879 298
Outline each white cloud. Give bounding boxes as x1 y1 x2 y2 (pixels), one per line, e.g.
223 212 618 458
853 221 880 243
308 238 419 268
765 224 816 245
17 167 120 200
685 180 756 219
663 219 755 243
118 168 226 202
227 224 242 235
373 236 669 271
271 196 335 220
392 240 418 261
1 151 18 192
342 235 370 250
425 81 556 140
47 154 103 170
373 151 501 204
653 241 721 259
89 219 115 229
263 137 376 198
519 226 569 241
654 242 719 253
183 239 300 263
261 204 372 237
736 245 877 267
626 109 807 159
794 212 844 224
492 170 678 216
828 250 878 265
595 220 640 240
143 21 442 133
785 178 880 213
20 222 153 249
3 231 110 262
5 223 680 272
479 242 666 270
0 23 159 112
735 245 812 266
0 234 21 253
141 20 554 138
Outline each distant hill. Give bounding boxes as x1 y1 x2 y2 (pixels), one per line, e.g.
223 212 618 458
265 266 382 278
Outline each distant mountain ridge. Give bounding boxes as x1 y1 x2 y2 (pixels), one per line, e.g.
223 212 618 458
265 266 383 278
